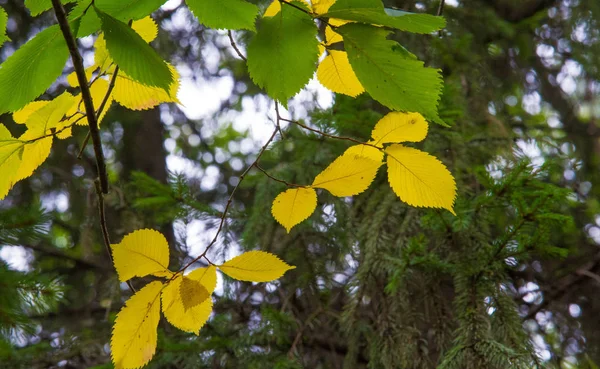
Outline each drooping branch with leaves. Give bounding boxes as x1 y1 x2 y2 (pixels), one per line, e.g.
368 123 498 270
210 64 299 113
1 0 476 368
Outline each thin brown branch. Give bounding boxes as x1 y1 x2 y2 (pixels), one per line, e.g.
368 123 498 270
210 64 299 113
51 0 109 194
94 180 136 293
178 126 280 273
227 31 247 61
255 165 304 187
20 243 109 270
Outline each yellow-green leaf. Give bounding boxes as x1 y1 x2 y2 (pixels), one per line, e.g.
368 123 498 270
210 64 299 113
0 124 23 200
271 187 317 233
312 0 336 14
219 251 295 282
371 112 428 145
161 266 216 334
111 281 162 369
386 144 456 214
13 101 50 124
111 229 171 282
312 152 381 197
343 143 384 162
317 50 364 97
264 0 310 17
14 131 52 183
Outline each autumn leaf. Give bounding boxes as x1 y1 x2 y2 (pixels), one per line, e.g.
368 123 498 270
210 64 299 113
386 144 456 214
111 281 163 369
312 152 381 197
371 112 429 145
271 187 317 233
111 229 171 282
219 251 295 282
317 50 364 97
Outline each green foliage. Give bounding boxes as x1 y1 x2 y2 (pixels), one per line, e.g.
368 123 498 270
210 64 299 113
185 0 259 31
247 1 319 104
95 0 167 22
0 25 68 114
339 23 445 125
324 0 446 33
96 7 173 91
24 0 76 16
68 0 101 36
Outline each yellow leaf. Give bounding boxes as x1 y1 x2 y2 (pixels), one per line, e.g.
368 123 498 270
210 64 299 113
56 127 72 139
111 281 162 369
312 0 336 14
264 0 310 17
386 144 456 214
111 64 180 110
317 50 364 97
132 17 158 43
324 19 347 45
219 250 295 282
111 229 171 282
26 92 77 134
312 152 381 196
180 277 209 311
271 187 317 233
66 78 114 126
0 124 23 200
66 66 95 87
343 144 384 162
14 130 53 183
13 101 50 124
371 112 428 145
161 266 216 334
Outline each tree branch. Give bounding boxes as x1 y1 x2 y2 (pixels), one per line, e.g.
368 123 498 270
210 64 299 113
51 0 109 194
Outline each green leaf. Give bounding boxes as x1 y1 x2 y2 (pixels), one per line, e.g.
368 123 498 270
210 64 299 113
247 1 319 104
96 7 173 91
0 7 9 48
186 0 259 31
323 0 445 34
95 0 167 21
24 0 76 16
68 0 101 37
338 23 445 125
0 25 69 114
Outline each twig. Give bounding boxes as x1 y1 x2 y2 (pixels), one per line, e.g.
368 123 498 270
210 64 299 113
436 0 446 37
255 165 303 187
178 126 281 273
94 180 136 293
51 0 109 194
78 66 120 159
227 31 247 61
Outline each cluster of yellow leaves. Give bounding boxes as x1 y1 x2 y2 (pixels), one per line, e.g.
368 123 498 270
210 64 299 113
0 16 181 201
271 112 457 232
264 0 364 97
110 228 295 369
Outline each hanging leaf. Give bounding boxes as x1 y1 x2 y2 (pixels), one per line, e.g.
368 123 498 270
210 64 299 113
338 23 445 125
13 101 51 125
186 0 259 31
161 266 216 334
323 0 445 33
317 50 365 97
271 187 318 233
0 25 68 114
111 65 180 110
247 1 319 104
111 229 171 282
219 251 295 282
68 0 101 37
312 152 381 197
25 92 77 134
371 112 429 145
180 277 210 311
386 144 456 214
96 8 173 91
111 281 163 369
14 133 52 183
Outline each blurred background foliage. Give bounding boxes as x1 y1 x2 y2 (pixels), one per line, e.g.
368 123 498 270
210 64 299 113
1 0 600 368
